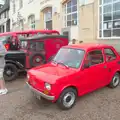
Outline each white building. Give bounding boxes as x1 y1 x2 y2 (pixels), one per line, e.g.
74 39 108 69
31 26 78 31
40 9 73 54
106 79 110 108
0 0 10 33
9 0 61 32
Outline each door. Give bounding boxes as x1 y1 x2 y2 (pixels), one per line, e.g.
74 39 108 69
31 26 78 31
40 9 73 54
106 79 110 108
78 49 109 95
63 31 69 40
103 47 119 82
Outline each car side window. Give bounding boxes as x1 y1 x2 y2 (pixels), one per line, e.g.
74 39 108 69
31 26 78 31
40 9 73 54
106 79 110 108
36 42 44 51
104 48 116 61
86 50 104 66
30 42 44 51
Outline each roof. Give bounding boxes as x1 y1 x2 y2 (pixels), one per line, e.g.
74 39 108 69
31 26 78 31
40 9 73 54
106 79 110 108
0 30 60 36
21 34 68 41
63 43 111 51
0 0 9 14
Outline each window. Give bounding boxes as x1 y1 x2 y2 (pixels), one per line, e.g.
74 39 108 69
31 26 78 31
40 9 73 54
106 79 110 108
19 20 24 31
28 15 35 30
20 41 28 49
28 0 33 3
86 50 104 66
44 10 52 30
62 0 78 27
13 0 16 14
19 0 23 9
104 48 116 61
29 42 44 51
53 48 85 68
99 0 120 38
12 23 16 31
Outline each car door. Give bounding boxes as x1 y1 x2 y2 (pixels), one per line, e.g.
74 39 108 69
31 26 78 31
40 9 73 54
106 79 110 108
79 49 109 95
103 47 119 83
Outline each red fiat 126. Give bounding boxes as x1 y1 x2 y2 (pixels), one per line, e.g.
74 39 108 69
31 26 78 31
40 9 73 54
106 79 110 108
26 44 120 110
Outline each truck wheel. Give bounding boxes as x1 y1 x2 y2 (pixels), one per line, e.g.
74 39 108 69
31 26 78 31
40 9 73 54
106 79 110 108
4 63 18 81
57 88 77 110
108 72 120 88
29 54 45 67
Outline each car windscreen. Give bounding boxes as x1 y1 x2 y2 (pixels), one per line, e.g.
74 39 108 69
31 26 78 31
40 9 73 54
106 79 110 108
53 48 85 69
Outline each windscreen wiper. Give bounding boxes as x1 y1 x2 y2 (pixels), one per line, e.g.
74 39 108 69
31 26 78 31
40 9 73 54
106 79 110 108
57 62 69 68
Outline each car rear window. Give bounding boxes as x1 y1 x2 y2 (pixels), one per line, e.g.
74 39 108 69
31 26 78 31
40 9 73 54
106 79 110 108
29 41 44 51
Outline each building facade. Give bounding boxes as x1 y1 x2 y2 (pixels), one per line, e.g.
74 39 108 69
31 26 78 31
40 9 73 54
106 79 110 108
9 0 61 32
0 0 10 33
9 0 120 49
78 0 120 50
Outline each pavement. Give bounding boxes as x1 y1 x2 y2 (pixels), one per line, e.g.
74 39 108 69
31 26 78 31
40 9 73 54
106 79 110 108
0 76 120 120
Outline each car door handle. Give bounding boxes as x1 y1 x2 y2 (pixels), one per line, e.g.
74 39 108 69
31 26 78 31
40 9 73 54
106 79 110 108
104 65 107 68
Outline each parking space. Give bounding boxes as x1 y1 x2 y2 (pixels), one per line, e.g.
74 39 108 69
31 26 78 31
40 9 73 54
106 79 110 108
0 78 120 120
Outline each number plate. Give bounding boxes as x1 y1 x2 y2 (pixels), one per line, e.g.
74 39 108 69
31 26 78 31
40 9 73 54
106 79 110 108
33 92 41 100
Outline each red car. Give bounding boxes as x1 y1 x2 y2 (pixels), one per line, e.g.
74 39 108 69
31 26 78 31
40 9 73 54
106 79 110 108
26 44 120 110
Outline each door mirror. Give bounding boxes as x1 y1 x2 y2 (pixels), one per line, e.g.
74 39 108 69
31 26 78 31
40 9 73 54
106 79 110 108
84 63 90 69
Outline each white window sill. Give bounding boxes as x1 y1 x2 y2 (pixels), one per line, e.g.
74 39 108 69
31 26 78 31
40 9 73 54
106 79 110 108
98 37 120 40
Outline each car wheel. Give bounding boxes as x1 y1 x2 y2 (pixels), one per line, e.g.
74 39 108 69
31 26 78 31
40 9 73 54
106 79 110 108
4 63 18 81
57 88 77 110
108 72 120 88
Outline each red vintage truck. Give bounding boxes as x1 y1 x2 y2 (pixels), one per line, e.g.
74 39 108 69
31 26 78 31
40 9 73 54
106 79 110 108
26 43 120 110
0 30 60 51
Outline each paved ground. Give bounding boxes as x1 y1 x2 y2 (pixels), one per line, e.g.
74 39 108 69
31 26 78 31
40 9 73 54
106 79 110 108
0 76 120 120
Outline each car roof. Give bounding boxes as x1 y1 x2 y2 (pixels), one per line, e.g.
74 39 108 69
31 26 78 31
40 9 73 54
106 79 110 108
63 43 112 51
20 34 68 41
0 30 60 36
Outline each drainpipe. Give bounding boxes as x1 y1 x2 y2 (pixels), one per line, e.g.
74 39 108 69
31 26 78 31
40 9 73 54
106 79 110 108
77 0 80 43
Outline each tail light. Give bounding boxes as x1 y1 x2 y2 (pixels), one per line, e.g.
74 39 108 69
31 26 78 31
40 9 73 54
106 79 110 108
4 44 10 51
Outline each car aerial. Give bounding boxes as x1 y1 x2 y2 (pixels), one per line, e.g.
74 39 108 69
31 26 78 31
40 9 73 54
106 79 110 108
26 43 120 110
4 34 68 81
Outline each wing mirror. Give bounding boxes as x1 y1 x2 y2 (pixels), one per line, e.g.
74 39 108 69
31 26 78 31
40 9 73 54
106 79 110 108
83 63 90 69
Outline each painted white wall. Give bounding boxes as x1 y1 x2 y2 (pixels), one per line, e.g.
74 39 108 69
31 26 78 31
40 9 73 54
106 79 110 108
70 26 79 40
10 0 61 30
9 0 41 30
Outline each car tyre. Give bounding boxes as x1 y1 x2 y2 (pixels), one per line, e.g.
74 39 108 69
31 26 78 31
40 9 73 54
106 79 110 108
57 88 77 110
4 63 18 81
108 72 120 88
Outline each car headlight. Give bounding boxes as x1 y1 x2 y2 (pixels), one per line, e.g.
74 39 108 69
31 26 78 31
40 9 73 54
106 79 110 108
45 83 51 90
27 74 30 79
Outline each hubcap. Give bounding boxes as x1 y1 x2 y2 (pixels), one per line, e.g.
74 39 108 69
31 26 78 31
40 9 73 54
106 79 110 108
36 58 40 62
113 75 120 86
63 92 75 108
6 70 12 75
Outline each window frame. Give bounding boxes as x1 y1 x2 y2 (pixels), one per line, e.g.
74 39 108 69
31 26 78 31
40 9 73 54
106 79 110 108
28 15 35 30
98 0 120 39
29 41 44 51
12 0 16 14
62 0 78 27
103 47 117 62
85 49 105 67
19 0 23 9
19 20 24 31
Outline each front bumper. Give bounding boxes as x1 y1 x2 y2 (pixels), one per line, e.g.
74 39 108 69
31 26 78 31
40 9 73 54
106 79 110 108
26 82 55 101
